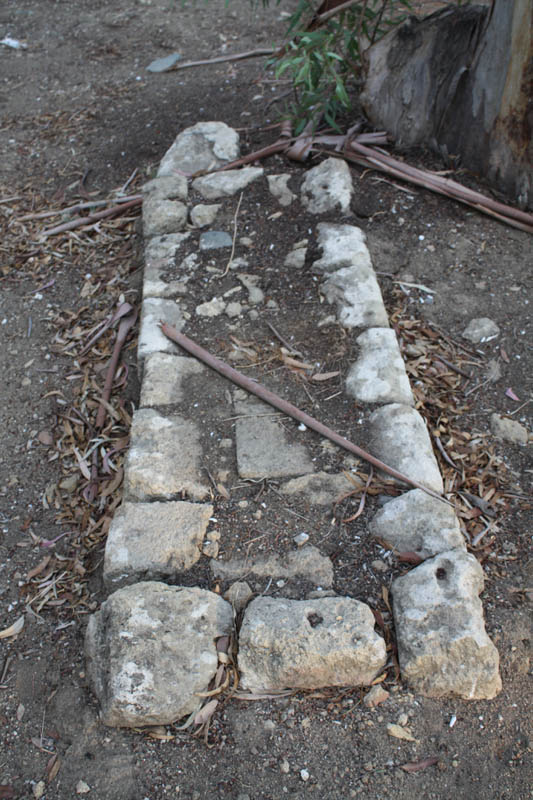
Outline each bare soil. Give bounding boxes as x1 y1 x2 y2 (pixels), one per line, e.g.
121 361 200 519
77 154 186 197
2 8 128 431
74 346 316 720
0 2 531 799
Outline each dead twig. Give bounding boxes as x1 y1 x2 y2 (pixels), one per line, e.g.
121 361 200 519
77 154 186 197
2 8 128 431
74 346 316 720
40 197 142 238
220 192 243 277
173 48 275 71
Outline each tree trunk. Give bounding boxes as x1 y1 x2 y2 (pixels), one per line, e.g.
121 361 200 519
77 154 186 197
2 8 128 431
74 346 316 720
361 1 533 209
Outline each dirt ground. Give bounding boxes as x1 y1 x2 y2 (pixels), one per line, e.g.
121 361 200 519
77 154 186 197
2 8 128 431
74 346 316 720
0 1 531 798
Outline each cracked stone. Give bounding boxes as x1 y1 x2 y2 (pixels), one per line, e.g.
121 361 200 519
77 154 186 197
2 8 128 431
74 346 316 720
144 233 191 298
313 223 372 273
211 545 333 588
346 328 413 405
321 265 389 329
140 353 206 407
157 121 240 177
300 157 353 214
138 297 185 360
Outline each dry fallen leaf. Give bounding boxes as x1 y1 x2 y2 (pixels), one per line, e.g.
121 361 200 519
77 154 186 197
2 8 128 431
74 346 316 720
505 387 520 401
401 756 439 773
387 723 417 742
310 370 340 382
0 615 24 639
38 430 54 446
194 698 218 726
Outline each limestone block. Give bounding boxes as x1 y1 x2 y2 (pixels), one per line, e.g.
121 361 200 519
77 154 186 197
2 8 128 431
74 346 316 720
300 158 353 214
370 489 464 559
143 233 191 298
369 404 443 493
157 121 240 177
235 399 314 479
392 549 502 699
140 353 206 407
138 297 184 360
143 195 187 238
103 501 213 589
321 265 389 329
192 167 264 200
238 596 386 691
313 223 372 273
85 582 233 726
211 545 333 588
124 408 209 501
346 328 413 405
280 471 363 506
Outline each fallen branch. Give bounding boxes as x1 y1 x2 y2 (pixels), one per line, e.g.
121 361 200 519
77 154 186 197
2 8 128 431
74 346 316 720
40 196 142 239
173 48 275 71
160 323 449 504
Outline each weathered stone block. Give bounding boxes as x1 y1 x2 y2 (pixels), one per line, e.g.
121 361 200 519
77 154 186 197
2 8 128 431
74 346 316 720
85 583 233 726
321 265 389 329
103 501 213 589
143 196 187 238
392 549 502 699
313 223 372 273
138 297 185 360
192 167 264 200
301 158 353 214
211 545 333 588
280 471 363 506
346 328 413 405
144 233 191 298
157 121 240 177
140 353 205 407
238 596 386 691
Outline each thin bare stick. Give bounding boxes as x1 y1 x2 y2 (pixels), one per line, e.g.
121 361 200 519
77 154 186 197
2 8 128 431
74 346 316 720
221 192 243 277
266 322 304 357
40 197 142 238
160 324 449 504
174 48 275 70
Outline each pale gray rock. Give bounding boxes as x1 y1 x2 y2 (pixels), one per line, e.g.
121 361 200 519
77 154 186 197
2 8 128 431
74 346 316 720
370 489 464 559
158 121 240 177
392 549 502 699
235 399 314 478
103 501 213 589
143 175 188 202
192 167 264 200
199 230 232 249
85 583 233 726
138 297 185 360
140 353 206 407
143 196 188 238
146 52 181 72
267 173 295 206
346 328 413 405
490 413 530 445
280 471 363 505
225 301 243 318
238 596 386 691
144 233 191 298
300 158 353 214
313 223 372 273
321 265 389 329
237 274 264 304
462 317 500 343
124 409 209 501
195 296 226 317
224 581 253 612
211 545 333 588
284 244 307 269
369 404 443 493
190 203 221 227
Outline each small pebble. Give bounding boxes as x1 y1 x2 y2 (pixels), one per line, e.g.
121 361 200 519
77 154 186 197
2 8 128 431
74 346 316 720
300 769 310 782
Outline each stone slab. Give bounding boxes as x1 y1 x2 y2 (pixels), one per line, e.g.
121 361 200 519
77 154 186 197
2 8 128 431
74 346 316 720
313 223 372 273
235 399 314 479
300 157 353 214
211 545 333 588
346 328 413 405
140 353 206 407
392 549 502 699
138 297 185 360
143 175 188 202
144 233 191 298
143 196 187 238
238 596 386 691
124 408 209 501
369 404 443 493
85 582 233 726
192 167 264 200
321 265 389 329
280 471 363 506
157 121 240 177
370 489 464 559
103 501 213 589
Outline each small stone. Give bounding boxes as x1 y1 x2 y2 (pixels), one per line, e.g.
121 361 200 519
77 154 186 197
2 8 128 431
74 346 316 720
224 581 253 612
33 782 46 799
22 377 31 387
158 121 240 177
192 167 263 200
387 723 416 742
202 540 219 558
371 560 388 573
190 203 221 227
146 52 181 72
281 471 363 505
143 196 187 238
196 297 226 317
76 781 91 794
284 247 307 269
490 414 529 445
267 174 296 206
225 301 243 318
280 759 290 774
199 230 232 250
300 769 310 782
211 545 333 588
462 317 500 343
293 532 309 547
301 157 353 214
397 712 409 726
363 684 389 708
237 274 264 304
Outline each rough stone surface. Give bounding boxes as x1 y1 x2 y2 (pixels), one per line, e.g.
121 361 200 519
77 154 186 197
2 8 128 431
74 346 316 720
462 317 500 343
491 413 530 445
369 404 443 493
195 296 226 317
138 297 185 360
103 501 213 589
280 471 363 506
143 175 188 202
224 581 253 612
284 244 307 269
199 230 232 249
211 546 333 588
235 399 314 478
85 582 233 726
313 223 372 273
124 409 208 501
370 489 464 559
237 274 264 304
300 158 353 214
392 549 502 699
267 173 295 206
190 203 221 227
192 167 264 200
346 328 413 405
144 233 191 298
321 265 389 329
143 194 188 239
140 353 206 407
157 121 239 177
238 596 387 691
